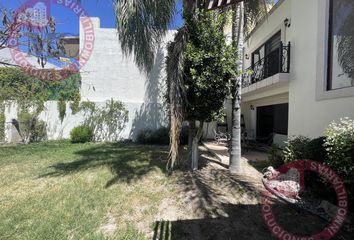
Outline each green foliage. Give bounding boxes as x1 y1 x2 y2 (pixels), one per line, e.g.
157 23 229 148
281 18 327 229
183 10 237 122
70 125 93 143
0 68 81 102
277 136 327 164
115 0 176 73
17 106 47 143
324 118 354 196
283 136 311 163
57 100 66 123
80 100 129 142
136 126 188 145
136 127 170 145
306 137 328 162
0 102 5 142
69 92 81 115
0 67 81 138
267 144 284 168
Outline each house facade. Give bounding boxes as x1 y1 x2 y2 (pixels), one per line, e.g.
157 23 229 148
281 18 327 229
238 0 354 145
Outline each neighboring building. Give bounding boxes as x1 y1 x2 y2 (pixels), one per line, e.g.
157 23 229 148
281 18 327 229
2 17 175 142
60 36 80 59
236 0 354 145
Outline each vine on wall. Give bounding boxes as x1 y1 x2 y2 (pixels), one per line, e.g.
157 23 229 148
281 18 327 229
0 102 5 142
80 100 129 142
0 68 81 142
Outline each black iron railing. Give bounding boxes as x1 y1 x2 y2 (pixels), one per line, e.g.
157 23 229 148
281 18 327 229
243 42 291 88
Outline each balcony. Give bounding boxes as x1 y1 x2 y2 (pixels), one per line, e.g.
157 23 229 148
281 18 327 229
242 42 291 92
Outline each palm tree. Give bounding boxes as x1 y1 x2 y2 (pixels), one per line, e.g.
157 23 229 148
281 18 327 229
112 0 269 171
228 0 270 173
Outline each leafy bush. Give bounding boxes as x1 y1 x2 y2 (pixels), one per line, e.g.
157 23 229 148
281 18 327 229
57 100 66 122
136 129 153 144
70 125 93 143
80 100 129 142
306 137 327 162
31 120 47 142
281 136 328 163
0 103 4 142
283 136 311 163
136 127 169 145
324 118 354 198
268 144 284 168
17 105 47 143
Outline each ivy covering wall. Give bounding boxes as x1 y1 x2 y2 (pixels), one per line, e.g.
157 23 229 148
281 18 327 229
0 67 82 142
0 68 81 103
0 103 4 142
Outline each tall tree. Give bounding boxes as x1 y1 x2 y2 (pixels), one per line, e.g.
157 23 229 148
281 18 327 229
112 0 270 171
177 9 236 170
228 0 270 173
229 2 244 173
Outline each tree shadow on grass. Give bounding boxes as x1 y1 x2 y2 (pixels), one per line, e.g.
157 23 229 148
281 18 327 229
40 143 169 187
152 201 345 240
154 151 353 240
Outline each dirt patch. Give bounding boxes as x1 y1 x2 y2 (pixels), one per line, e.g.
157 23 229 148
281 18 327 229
98 213 118 237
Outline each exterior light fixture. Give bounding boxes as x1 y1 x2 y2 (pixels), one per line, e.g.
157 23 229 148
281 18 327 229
245 54 250 60
284 18 291 28
250 105 255 110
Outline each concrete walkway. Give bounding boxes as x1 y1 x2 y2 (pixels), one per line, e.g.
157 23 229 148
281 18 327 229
202 141 268 166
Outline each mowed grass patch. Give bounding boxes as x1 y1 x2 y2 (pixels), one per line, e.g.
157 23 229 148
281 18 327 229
0 141 173 240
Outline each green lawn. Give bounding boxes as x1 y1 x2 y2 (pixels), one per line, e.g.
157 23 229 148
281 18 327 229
0 141 173 240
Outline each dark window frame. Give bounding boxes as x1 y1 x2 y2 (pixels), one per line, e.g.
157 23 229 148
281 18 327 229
327 0 354 91
251 31 281 67
327 0 334 91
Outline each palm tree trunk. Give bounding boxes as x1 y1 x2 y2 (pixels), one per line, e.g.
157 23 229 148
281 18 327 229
229 2 244 173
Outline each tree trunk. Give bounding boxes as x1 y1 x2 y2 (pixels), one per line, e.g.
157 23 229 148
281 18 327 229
191 121 204 171
229 2 244 173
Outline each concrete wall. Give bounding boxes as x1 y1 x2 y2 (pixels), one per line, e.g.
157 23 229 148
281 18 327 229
3 18 176 142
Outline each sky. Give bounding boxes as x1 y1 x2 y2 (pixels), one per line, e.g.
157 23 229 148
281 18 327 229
0 0 184 35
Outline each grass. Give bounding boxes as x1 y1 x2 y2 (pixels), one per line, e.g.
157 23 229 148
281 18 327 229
0 141 174 240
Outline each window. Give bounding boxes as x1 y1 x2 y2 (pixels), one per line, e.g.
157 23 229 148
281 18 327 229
251 31 281 67
327 0 354 90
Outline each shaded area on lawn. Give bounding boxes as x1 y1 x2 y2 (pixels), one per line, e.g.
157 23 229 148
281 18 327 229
152 202 337 240
154 152 353 240
40 143 169 187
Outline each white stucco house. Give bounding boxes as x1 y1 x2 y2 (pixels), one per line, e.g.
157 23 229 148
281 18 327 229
234 0 354 146
3 17 175 142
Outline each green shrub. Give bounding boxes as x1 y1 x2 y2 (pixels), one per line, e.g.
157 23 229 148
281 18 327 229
136 129 153 144
268 144 284 168
324 118 354 200
0 103 4 142
17 106 47 143
283 136 311 163
70 125 93 143
31 120 47 142
136 127 169 145
80 100 128 142
306 137 327 162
